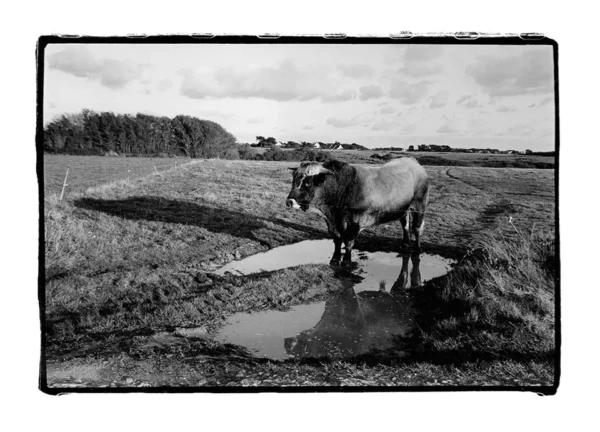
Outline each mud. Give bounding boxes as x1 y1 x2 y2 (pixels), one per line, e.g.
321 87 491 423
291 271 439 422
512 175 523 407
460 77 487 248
153 240 454 361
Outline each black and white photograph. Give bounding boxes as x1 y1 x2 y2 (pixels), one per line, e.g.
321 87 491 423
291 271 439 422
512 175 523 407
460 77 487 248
39 35 558 393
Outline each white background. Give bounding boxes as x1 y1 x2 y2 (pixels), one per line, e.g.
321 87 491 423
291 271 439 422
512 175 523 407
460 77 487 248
1 1 597 431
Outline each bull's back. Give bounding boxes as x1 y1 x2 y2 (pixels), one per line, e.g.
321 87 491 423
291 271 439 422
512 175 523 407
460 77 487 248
352 158 428 212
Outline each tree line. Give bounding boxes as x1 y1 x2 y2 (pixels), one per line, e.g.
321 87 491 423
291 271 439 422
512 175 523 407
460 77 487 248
44 110 238 158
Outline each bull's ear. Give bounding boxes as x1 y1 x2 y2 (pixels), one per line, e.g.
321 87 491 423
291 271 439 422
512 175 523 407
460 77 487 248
320 168 334 176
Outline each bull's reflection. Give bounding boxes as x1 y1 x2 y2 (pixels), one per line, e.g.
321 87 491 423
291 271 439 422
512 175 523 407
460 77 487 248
285 252 421 359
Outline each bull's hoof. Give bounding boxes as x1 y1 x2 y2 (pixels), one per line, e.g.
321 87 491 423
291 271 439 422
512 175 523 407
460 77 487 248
341 260 357 269
329 258 341 266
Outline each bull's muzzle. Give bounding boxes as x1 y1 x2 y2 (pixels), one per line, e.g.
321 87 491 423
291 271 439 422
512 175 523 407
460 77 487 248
286 198 301 209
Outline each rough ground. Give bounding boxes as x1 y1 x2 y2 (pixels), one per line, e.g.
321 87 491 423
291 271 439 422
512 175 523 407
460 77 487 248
43 157 556 391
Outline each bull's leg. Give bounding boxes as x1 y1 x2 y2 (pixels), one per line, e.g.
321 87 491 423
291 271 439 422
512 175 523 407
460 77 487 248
342 223 360 265
411 193 428 251
391 254 411 294
400 211 411 249
325 218 343 265
410 252 422 287
330 236 342 265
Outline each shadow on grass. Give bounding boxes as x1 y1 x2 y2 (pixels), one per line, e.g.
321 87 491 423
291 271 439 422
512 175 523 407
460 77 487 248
74 196 326 247
74 195 463 258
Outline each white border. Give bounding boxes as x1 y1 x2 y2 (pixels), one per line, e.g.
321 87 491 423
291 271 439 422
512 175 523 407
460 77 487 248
4 1 598 431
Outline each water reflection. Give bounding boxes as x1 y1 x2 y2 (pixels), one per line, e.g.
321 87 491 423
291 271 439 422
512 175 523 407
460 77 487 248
209 244 454 360
391 253 422 293
284 252 421 359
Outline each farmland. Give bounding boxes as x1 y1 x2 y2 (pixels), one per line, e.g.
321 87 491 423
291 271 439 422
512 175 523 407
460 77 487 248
43 154 188 196
42 153 556 390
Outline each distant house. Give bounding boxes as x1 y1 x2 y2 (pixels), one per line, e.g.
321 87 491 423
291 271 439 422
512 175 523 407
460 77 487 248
329 143 342 150
275 141 284 147
312 142 321 149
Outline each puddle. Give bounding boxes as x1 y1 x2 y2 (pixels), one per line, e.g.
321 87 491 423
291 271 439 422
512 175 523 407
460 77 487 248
210 240 454 360
214 239 335 276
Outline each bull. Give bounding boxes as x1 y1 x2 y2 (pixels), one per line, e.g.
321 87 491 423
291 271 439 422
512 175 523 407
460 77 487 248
286 158 429 265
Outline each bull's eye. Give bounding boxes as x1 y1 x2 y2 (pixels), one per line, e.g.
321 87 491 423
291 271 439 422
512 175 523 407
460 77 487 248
304 179 312 188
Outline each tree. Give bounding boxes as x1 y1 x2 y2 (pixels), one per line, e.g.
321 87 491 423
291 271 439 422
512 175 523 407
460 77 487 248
43 109 237 158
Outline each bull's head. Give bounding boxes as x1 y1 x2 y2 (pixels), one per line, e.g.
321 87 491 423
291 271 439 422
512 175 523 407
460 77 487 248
286 162 334 211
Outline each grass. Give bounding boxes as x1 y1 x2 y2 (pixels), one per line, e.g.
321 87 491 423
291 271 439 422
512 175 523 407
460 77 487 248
43 154 190 197
43 155 557 389
409 223 555 364
328 149 555 169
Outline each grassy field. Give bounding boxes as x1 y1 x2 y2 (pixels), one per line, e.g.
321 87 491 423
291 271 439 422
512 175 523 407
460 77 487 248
42 155 556 390
330 149 555 168
43 154 189 196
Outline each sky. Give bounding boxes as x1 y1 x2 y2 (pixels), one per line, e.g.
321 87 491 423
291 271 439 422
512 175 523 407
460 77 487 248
44 42 555 151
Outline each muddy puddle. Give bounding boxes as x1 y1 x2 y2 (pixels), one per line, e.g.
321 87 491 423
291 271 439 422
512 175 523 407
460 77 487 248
147 240 454 361
214 240 454 360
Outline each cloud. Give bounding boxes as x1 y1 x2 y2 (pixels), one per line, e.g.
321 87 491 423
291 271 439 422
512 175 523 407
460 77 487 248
429 90 449 109
380 107 395 114
371 120 397 131
467 118 492 135
400 123 417 134
247 117 264 124
48 47 144 89
437 117 465 134
463 100 480 109
456 94 482 109
389 80 431 104
456 95 470 105
399 63 443 77
539 96 553 106
505 124 536 137
302 125 314 130
404 45 444 62
180 60 357 102
391 45 444 77
327 118 356 128
466 47 553 97
321 90 357 102
48 47 98 78
359 85 384 101
338 64 373 79
157 79 173 92
99 59 142 89
497 106 517 113
327 113 374 128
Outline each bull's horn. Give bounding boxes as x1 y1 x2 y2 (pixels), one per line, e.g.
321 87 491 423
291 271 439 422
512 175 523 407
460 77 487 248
288 167 297 171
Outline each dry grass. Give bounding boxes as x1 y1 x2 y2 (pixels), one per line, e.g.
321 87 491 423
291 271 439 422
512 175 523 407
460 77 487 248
43 154 190 196
43 156 557 387
410 222 555 364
